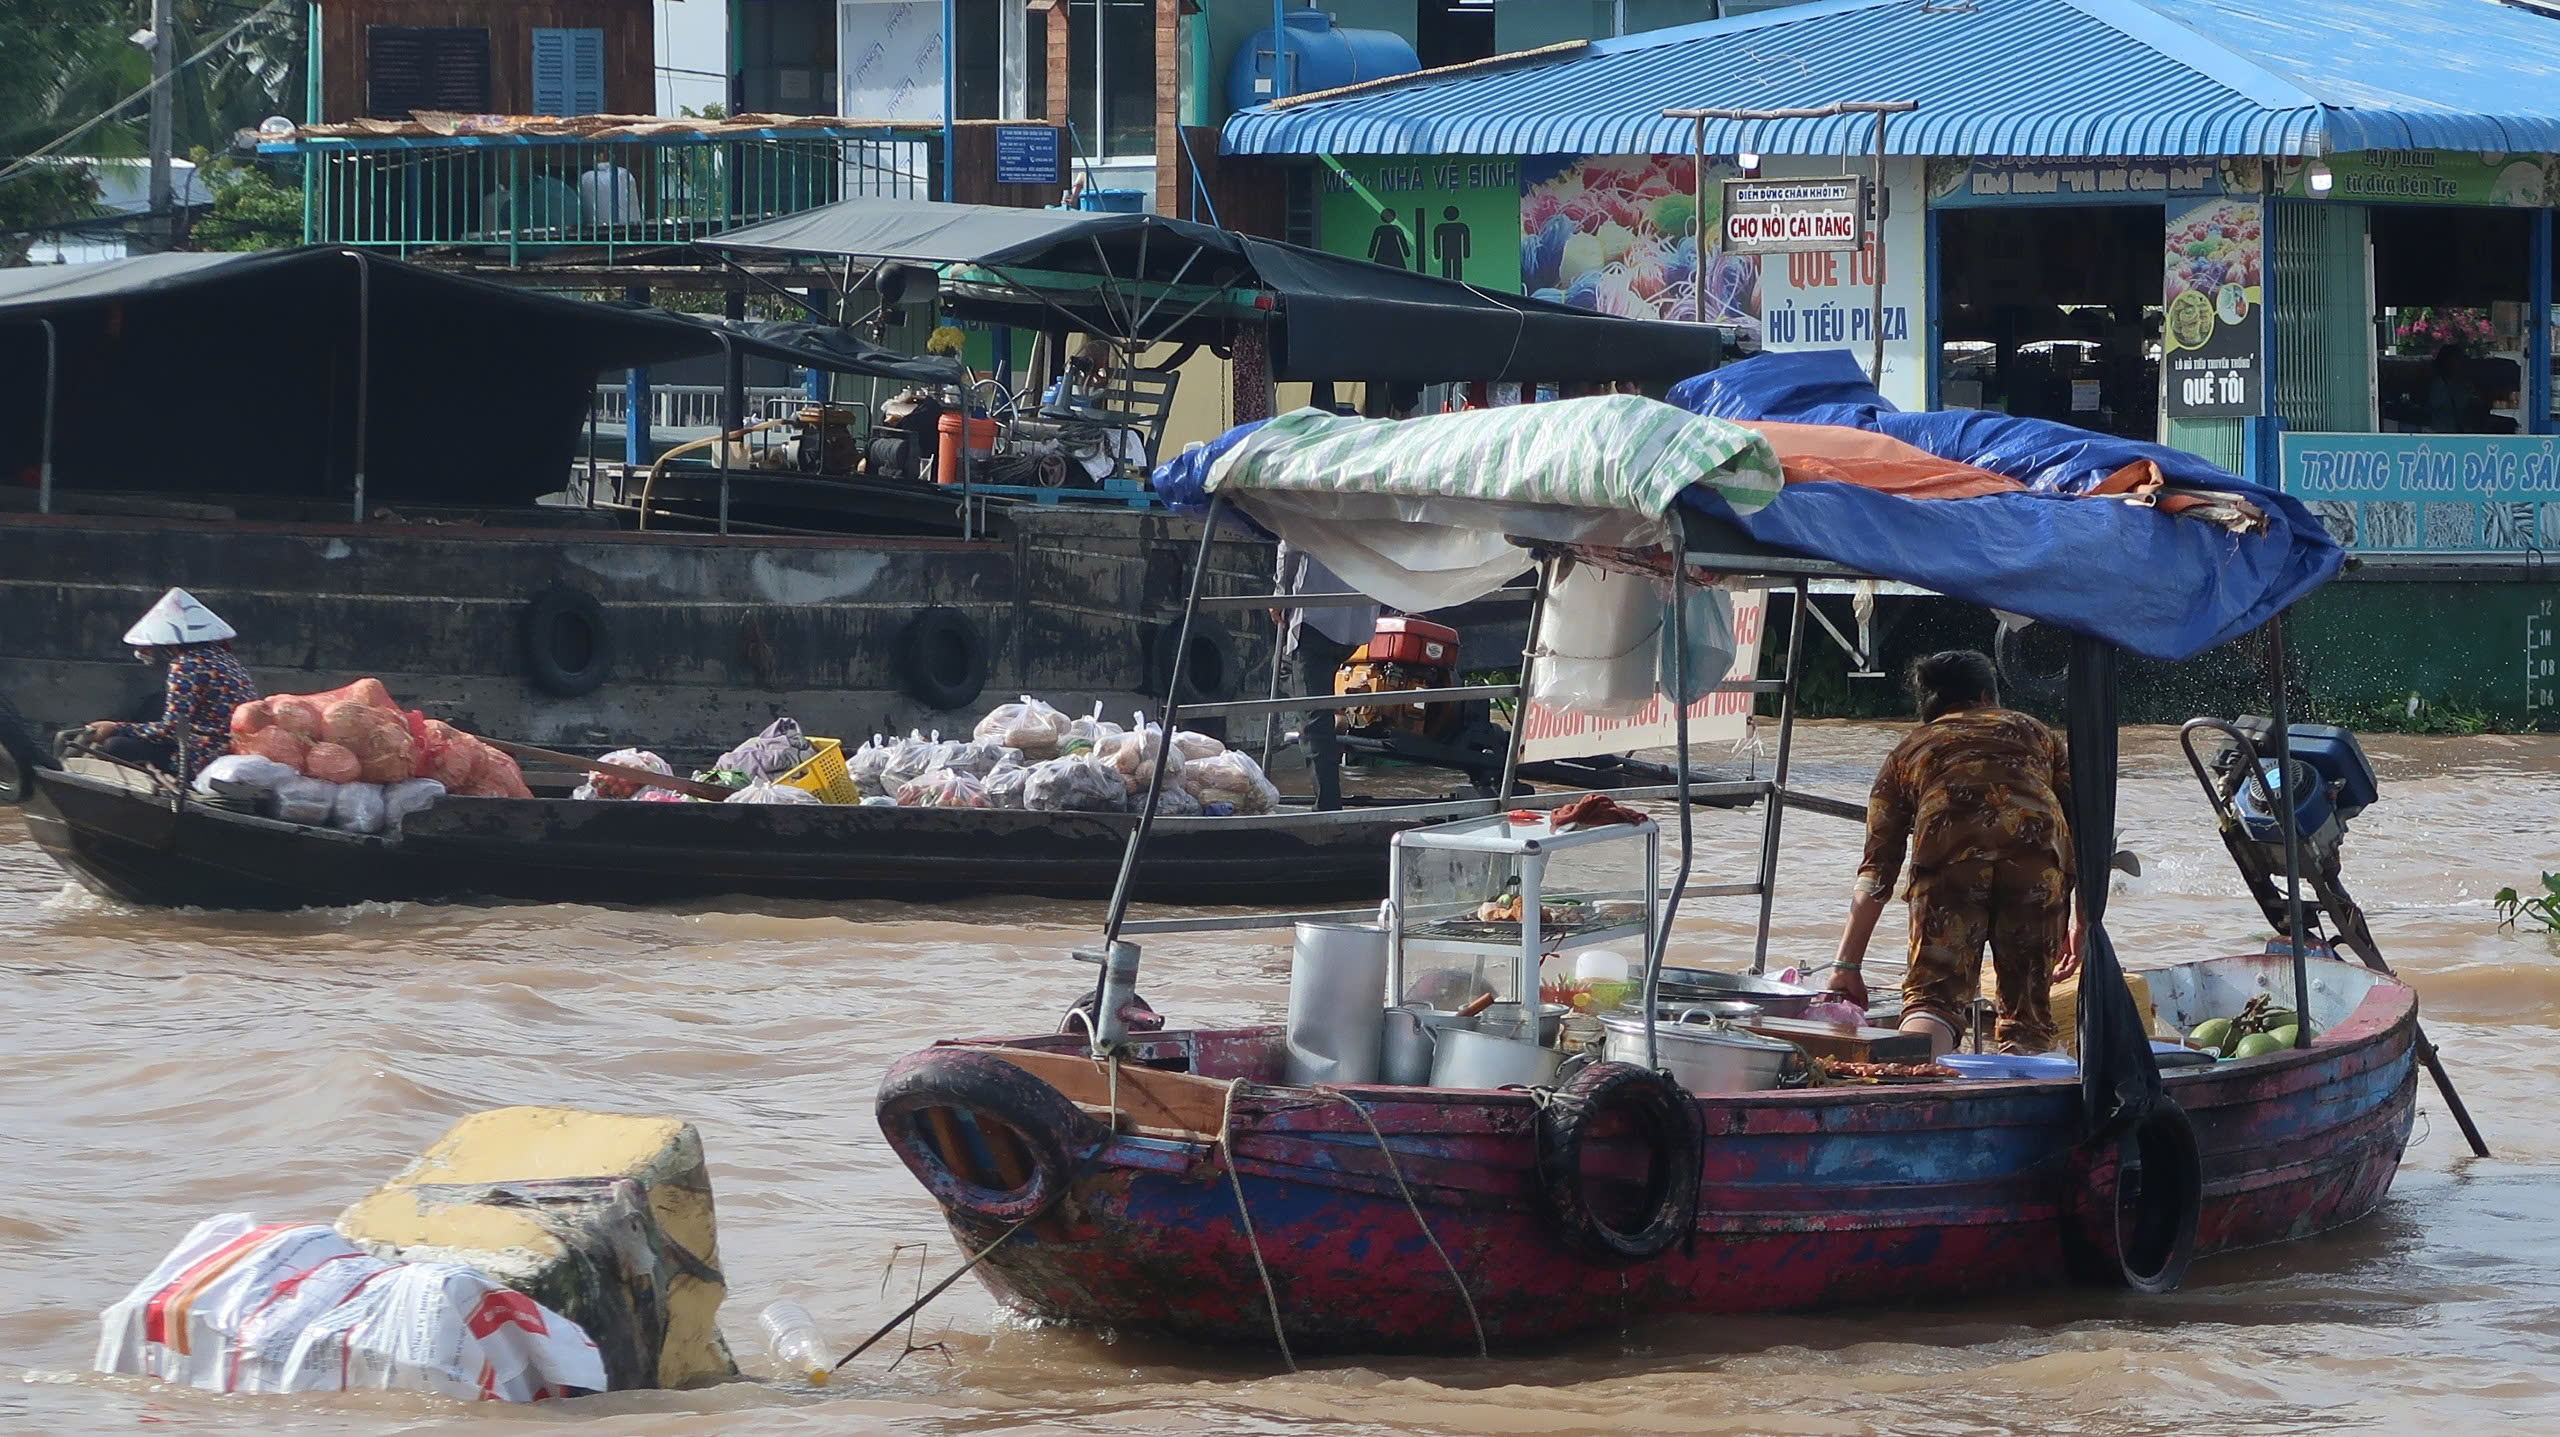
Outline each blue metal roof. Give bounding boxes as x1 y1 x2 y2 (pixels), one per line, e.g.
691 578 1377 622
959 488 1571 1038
1222 0 2560 160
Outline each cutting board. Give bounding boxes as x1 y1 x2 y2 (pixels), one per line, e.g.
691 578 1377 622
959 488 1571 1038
1743 1016 1932 1064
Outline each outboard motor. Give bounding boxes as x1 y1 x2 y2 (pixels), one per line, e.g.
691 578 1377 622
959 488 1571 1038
2223 719 2378 865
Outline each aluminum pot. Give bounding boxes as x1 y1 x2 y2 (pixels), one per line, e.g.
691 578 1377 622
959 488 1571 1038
1379 1004 1478 1086
1430 1026 1565 1089
1600 1012 1796 1093
1618 999 1764 1025
1479 1001 1571 1046
1653 968 1819 1019
1284 921 1389 1086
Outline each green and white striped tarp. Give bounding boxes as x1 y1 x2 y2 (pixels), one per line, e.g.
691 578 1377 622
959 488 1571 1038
1204 393 1783 518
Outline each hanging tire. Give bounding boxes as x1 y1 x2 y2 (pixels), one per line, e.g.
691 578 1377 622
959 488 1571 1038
1151 621 1243 706
1533 1061 1702 1265
2063 1102 2202 1293
898 607 989 712
522 587 614 699
875 1048 1106 1226
1994 620 2070 704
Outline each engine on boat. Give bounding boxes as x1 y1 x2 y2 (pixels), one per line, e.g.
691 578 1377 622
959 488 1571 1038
2216 718 2377 865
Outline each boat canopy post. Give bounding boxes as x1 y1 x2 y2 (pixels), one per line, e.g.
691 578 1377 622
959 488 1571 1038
35 317 56 515
1751 578 1810 974
1494 557 1552 802
349 250 371 524
1639 549 1699 1071
2268 612 2313 1047
717 333 739 536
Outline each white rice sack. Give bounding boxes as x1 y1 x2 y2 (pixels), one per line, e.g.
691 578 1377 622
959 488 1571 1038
382 778 446 828
194 754 298 802
329 781 388 835
272 776 339 827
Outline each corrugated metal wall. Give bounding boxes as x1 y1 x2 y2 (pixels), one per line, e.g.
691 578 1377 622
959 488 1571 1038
2271 198 2374 434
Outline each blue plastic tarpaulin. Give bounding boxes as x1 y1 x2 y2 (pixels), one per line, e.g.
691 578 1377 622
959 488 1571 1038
1667 351 2343 661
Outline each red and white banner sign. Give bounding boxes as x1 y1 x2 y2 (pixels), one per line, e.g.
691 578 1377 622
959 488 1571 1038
1517 590 1764 762
1722 178 1867 254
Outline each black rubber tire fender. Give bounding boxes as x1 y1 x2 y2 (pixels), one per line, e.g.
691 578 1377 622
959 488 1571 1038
1151 620 1244 706
1533 1060 1702 1265
1994 619 2070 704
2063 1101 2203 1294
522 586 614 700
899 606 991 712
876 1048 1107 1226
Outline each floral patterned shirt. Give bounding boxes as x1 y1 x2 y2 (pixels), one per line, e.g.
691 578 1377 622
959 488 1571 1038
116 646 260 776
1857 706 2074 901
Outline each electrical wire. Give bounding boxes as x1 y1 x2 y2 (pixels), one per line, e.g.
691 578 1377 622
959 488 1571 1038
0 0 298 190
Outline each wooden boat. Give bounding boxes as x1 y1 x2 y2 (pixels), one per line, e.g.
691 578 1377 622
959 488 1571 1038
875 950 2415 1353
7 760 1474 910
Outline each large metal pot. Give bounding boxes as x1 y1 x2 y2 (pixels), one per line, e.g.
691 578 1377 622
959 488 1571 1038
1601 1012 1796 1093
1654 968 1819 1019
1284 922 1389 1086
1479 1001 1571 1046
1429 1026 1565 1089
1380 1004 1477 1085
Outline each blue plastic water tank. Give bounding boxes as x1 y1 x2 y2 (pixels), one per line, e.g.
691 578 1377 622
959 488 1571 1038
1227 9 1420 113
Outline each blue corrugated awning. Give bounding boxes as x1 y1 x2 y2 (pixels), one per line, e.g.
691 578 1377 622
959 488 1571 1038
1222 0 2560 160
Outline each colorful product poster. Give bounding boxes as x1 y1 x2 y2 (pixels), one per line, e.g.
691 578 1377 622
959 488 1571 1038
1518 154 1756 332
1316 157 1522 290
2162 196 2265 420
2282 432 2560 553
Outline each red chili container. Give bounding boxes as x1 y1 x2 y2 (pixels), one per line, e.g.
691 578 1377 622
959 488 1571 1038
1369 617 1459 667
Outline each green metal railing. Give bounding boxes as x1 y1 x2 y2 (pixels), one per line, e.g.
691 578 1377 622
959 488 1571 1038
262 127 936 259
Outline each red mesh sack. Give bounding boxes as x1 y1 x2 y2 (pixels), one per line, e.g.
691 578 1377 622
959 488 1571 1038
230 700 274 738
303 742 362 784
271 698 324 740
236 727 310 770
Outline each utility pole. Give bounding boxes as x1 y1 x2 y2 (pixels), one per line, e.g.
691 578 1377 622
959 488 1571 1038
147 0 175 250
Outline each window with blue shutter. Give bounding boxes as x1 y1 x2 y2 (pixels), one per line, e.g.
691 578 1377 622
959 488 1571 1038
531 28 606 116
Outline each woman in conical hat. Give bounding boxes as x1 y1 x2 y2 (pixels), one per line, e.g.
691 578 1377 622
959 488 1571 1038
84 588 260 780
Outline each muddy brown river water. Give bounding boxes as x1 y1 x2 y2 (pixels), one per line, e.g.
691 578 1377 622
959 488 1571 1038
2 724 2555 1434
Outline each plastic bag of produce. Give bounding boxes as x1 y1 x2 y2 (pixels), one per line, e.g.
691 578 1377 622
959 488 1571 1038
974 695 1071 758
1059 704 1124 758
714 717 816 782
724 778 821 805
934 737 1017 778
982 760 1031 809
1096 714 1184 794
1023 754 1128 813
1149 781 1202 817
1169 729 1226 763
897 769 990 808
303 742 362 785
330 781 388 835
194 754 299 803
1183 749 1281 816
323 701 417 784
575 748 672 801
383 778 445 828
880 730 942 789
272 775 338 826
94 1212 605 1402
845 734 894 798
860 794 898 807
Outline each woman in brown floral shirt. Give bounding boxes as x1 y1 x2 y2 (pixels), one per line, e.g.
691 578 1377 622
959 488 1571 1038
1824 650 2076 1055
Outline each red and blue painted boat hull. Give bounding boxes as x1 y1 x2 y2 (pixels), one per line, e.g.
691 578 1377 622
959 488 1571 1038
878 955 2417 1353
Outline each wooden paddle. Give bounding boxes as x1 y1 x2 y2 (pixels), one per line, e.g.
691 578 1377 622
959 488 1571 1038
481 737 737 801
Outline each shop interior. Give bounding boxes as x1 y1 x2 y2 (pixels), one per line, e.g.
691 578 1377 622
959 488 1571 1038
1933 205 2165 439
2368 204 2534 434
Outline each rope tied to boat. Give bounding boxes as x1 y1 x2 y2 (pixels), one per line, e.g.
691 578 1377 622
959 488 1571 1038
1215 1077 1299 1373
1315 1088 1489 1359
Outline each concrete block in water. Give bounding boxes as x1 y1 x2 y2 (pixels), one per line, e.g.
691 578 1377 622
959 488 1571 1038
337 1106 737 1390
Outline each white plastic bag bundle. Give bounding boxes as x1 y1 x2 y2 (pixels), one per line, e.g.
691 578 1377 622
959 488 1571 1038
974 695 1071 758
1148 781 1202 817
1525 561 1668 718
383 778 446 828
713 716 817 782
1059 704 1124 758
725 778 821 805
1169 729 1227 763
1183 749 1282 815
1096 713 1185 794
573 748 673 801
845 733 895 798
933 737 1018 778
194 754 300 803
897 769 991 807
880 730 942 788
95 1213 605 1402
330 781 388 835
982 761 1031 809
1023 754 1128 812
272 775 338 826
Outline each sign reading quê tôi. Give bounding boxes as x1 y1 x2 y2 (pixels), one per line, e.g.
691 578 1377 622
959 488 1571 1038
1721 177 1866 254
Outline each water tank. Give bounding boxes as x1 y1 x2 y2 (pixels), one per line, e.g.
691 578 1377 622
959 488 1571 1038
1227 9 1420 113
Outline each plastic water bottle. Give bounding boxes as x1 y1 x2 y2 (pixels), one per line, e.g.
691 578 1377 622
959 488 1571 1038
759 1300 832 1387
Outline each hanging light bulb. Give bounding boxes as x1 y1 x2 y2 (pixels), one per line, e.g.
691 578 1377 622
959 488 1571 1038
1737 150 1762 172
2306 161 2335 196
